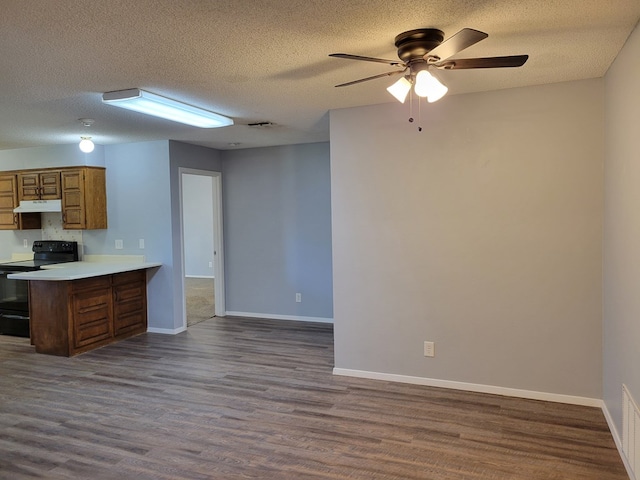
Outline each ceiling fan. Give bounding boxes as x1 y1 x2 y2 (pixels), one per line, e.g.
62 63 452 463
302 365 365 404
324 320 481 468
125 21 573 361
329 28 528 103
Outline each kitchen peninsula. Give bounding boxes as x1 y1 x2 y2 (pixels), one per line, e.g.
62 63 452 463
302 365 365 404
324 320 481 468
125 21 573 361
9 259 161 356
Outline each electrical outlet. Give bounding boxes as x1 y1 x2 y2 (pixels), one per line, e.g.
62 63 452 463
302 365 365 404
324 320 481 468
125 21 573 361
115 239 123 250
295 293 302 303
138 239 145 249
208 261 213 268
424 341 435 357
23 239 28 248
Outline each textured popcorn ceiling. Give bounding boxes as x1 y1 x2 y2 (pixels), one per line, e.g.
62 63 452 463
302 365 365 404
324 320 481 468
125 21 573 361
0 0 638 151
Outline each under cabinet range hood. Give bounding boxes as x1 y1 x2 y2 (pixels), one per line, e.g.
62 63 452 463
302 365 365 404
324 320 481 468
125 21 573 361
13 199 62 213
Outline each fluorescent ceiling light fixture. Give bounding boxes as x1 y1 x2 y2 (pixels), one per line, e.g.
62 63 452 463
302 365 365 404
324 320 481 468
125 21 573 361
413 69 448 103
386 77 412 103
79 136 94 153
102 88 234 128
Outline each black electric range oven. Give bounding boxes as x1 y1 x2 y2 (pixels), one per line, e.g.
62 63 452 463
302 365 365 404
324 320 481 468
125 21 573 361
0 240 78 337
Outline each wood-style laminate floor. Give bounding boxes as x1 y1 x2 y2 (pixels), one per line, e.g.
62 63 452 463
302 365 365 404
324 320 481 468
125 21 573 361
0 317 628 480
185 277 215 327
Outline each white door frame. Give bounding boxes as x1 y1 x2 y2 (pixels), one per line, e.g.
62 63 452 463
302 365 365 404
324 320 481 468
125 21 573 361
179 168 226 328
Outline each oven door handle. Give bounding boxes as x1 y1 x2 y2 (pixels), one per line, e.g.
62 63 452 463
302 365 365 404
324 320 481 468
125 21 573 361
0 313 30 320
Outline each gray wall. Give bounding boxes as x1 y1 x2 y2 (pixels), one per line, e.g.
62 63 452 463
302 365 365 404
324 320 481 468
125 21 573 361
168 141 222 327
221 142 333 320
0 143 104 171
603 21 640 435
330 79 604 398
182 174 215 278
83 141 174 330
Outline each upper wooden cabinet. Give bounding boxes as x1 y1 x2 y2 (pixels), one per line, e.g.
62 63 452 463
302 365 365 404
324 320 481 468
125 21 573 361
18 170 61 200
0 166 107 230
0 174 41 230
61 167 107 230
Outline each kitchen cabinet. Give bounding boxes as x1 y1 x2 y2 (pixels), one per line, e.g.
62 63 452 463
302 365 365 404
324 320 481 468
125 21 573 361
70 276 113 350
61 167 107 229
113 270 147 337
29 270 147 356
18 170 61 200
0 166 107 230
0 174 41 230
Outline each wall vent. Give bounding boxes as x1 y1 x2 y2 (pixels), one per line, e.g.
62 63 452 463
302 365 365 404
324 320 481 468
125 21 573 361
623 384 640 479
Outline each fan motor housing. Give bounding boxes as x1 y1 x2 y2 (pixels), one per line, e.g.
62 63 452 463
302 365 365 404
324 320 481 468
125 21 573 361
394 28 444 61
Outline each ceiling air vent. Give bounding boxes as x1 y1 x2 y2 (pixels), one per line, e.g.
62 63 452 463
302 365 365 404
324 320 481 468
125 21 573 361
247 122 276 128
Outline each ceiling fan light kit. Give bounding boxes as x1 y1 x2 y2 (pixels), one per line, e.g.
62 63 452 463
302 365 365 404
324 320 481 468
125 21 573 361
414 68 448 102
102 88 234 128
386 76 412 103
330 27 528 108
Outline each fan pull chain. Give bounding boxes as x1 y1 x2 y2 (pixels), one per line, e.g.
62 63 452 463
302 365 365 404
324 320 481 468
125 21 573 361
408 85 414 126
407 87 423 132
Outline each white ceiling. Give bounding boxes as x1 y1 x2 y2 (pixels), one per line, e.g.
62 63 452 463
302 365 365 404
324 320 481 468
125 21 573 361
1 1 639 151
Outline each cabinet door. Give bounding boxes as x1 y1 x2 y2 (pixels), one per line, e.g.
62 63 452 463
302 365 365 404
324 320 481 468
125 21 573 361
39 171 61 199
18 171 61 200
61 170 86 229
18 172 41 200
61 167 107 230
0 174 40 230
0 175 18 229
71 287 113 350
113 271 147 337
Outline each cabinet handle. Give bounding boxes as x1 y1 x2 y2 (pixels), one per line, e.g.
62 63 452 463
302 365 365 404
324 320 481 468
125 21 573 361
13 214 17 225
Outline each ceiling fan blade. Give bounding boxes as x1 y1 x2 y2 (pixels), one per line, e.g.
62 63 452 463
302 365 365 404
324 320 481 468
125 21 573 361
335 70 405 87
424 28 488 62
436 55 529 69
329 53 403 67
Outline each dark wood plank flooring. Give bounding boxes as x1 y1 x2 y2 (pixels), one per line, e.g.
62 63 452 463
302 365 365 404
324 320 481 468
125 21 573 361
0 317 628 479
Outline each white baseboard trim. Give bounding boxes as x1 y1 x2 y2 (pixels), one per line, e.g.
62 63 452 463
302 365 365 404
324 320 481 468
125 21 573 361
226 311 333 324
147 325 187 335
185 275 214 279
602 400 636 480
332 368 602 407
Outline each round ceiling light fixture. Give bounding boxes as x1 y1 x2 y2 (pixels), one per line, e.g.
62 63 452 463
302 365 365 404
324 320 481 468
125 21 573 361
79 136 95 153
78 118 95 153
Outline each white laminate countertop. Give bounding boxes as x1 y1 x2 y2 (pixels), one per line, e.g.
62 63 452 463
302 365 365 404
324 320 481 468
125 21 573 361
7 261 162 281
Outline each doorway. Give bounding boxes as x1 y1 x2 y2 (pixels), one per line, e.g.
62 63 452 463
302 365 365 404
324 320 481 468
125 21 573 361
179 169 225 329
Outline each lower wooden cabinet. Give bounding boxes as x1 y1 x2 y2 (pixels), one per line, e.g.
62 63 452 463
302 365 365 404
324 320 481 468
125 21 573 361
71 276 113 350
29 270 147 356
